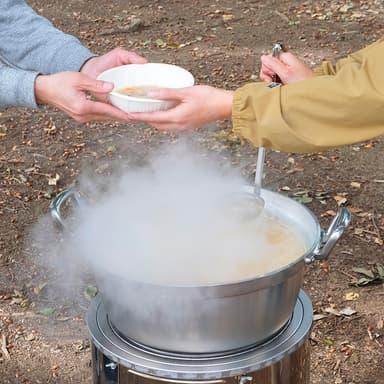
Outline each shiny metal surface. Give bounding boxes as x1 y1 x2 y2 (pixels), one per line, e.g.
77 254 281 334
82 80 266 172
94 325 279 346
87 290 312 380
92 342 310 384
52 187 349 353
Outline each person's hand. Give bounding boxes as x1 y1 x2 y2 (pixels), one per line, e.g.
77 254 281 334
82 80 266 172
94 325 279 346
35 71 133 122
259 52 314 84
35 48 148 122
80 48 147 103
127 85 234 130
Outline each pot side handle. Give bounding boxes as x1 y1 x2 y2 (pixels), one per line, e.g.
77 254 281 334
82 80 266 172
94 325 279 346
305 207 351 264
50 188 81 231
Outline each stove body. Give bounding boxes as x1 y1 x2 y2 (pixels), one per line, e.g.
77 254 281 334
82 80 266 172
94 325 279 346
88 291 312 384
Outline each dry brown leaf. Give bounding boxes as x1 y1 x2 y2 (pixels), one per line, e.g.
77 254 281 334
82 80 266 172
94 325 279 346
345 292 360 301
334 195 347 206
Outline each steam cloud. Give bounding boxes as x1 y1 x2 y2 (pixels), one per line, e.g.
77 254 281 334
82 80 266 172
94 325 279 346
32 141 305 298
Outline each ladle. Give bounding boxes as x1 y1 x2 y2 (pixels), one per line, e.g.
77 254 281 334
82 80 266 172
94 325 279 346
238 43 285 220
252 146 266 215
250 43 285 216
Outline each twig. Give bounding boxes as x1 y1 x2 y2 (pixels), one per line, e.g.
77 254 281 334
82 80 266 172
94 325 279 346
273 10 290 22
336 269 357 280
371 211 382 241
1 334 10 360
372 180 384 183
340 315 364 324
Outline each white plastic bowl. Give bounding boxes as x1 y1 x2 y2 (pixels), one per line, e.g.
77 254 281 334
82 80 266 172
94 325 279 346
97 63 195 113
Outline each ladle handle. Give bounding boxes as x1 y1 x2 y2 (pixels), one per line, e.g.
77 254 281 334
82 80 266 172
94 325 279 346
305 207 351 263
254 147 265 197
271 43 285 83
50 188 81 231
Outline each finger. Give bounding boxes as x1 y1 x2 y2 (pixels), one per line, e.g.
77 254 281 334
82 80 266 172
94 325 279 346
78 77 114 94
260 56 288 77
278 52 301 66
146 88 190 101
78 100 132 121
259 72 273 82
120 51 147 64
127 110 177 123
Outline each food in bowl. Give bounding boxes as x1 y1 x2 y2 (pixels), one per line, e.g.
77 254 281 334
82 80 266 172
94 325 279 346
117 85 161 98
97 63 195 112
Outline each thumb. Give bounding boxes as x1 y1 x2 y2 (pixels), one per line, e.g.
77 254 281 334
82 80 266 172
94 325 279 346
147 87 188 101
78 75 114 94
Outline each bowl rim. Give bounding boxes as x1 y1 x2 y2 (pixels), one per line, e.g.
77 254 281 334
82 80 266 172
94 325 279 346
97 62 194 104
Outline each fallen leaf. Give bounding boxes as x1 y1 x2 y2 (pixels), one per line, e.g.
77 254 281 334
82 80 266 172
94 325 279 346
39 307 56 316
352 267 374 279
339 307 357 316
320 261 330 273
325 307 340 316
48 173 60 186
345 292 360 301
222 14 234 22
292 190 313 204
334 195 347 206
313 314 328 321
322 210 337 217
84 285 98 300
33 281 48 296
350 181 361 188
349 207 363 213
354 228 364 235
25 333 35 341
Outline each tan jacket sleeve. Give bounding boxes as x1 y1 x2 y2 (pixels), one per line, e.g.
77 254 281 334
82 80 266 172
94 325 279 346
232 39 384 153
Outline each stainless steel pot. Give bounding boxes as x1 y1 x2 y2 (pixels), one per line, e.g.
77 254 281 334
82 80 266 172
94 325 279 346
50 186 350 354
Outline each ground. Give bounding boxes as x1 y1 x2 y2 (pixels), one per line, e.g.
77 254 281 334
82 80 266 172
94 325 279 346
0 0 384 383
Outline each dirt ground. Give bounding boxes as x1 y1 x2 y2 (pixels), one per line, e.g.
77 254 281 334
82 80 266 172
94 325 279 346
1 0 384 383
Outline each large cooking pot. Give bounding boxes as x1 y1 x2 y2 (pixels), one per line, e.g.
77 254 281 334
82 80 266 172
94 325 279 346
50 186 350 354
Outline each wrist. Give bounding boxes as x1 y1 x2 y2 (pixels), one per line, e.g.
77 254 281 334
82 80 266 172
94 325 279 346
80 56 98 76
219 90 234 120
34 75 51 105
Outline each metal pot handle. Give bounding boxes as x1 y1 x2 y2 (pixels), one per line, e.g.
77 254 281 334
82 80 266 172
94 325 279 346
50 188 82 231
305 207 351 264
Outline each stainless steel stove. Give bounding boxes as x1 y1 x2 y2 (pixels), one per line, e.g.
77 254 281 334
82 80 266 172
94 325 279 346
87 290 312 384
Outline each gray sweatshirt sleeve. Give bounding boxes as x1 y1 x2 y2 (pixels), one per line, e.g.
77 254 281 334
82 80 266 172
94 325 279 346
0 61 39 108
0 0 95 108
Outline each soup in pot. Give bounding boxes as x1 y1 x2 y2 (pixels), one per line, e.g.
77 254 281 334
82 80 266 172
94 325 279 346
140 211 307 285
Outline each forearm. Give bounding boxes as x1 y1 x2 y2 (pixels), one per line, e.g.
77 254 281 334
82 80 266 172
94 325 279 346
233 42 384 153
0 0 94 74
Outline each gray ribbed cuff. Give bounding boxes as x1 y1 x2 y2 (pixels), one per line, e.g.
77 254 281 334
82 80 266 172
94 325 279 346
0 64 39 108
